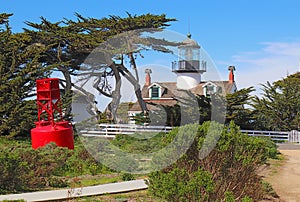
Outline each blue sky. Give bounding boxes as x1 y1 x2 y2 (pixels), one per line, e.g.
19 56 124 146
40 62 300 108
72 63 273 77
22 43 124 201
1 0 300 95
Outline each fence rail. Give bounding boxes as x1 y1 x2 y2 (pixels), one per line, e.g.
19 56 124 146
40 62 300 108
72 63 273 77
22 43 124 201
80 123 173 138
241 129 300 143
80 124 300 143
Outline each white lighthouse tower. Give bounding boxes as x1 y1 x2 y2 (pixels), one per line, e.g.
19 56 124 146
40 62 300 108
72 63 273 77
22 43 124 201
172 33 206 89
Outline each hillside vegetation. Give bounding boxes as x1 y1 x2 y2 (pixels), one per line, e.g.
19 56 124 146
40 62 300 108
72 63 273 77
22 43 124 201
146 122 278 201
0 121 278 201
0 138 108 194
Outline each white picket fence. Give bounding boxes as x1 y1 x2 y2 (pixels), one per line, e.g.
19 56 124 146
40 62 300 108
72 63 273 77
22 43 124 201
241 129 300 143
80 124 300 143
80 123 173 138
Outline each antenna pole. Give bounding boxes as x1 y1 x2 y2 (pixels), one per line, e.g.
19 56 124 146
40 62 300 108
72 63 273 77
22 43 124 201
188 17 190 34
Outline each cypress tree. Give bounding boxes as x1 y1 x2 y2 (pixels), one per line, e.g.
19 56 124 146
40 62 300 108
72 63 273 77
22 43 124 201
0 13 48 138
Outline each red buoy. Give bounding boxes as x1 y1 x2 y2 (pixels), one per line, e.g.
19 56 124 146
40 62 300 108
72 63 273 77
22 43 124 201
31 78 74 149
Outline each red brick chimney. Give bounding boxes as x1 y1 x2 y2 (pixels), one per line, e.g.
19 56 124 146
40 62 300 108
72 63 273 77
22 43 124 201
145 68 152 86
228 66 235 83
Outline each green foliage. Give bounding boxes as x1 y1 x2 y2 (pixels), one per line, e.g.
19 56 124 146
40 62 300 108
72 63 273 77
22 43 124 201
80 136 139 173
147 87 255 130
151 78 299 131
0 148 26 192
121 172 135 181
0 10 175 134
0 138 107 194
112 132 168 154
261 181 278 198
226 87 256 129
225 192 253 202
225 191 235 202
0 13 49 138
253 73 300 130
48 176 68 188
133 112 151 125
116 102 134 123
100 150 139 173
149 93 211 127
25 13 177 122
147 121 278 201
242 196 253 202
147 167 214 202
151 79 299 131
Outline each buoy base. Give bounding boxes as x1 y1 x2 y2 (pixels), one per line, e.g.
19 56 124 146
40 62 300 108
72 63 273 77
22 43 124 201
31 121 74 149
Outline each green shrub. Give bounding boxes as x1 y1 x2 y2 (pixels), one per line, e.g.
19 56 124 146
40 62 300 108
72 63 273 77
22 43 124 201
225 191 235 202
262 181 278 197
48 176 69 188
147 167 214 202
0 138 108 193
0 149 26 193
147 121 278 201
121 173 135 181
242 196 253 202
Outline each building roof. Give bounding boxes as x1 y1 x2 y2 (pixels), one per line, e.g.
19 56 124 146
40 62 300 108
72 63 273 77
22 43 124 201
179 33 200 48
190 81 236 96
129 99 178 112
129 80 236 112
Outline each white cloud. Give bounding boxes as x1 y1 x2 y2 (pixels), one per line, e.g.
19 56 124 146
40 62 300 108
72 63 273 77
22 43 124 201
228 41 300 95
261 42 300 56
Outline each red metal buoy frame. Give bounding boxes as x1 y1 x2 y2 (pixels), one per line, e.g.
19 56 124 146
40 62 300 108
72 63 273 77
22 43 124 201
31 78 74 149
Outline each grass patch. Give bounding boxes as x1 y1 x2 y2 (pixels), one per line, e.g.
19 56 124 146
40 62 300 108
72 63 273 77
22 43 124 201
72 174 122 187
267 153 286 176
73 190 164 202
261 181 278 198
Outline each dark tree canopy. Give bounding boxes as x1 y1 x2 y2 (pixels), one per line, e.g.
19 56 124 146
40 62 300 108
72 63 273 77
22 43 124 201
0 12 177 136
25 13 177 122
225 87 256 129
0 13 49 137
253 73 300 131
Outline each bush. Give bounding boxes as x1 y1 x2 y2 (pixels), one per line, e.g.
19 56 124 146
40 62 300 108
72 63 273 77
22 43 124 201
0 149 26 193
147 167 214 201
121 172 135 181
261 181 278 198
147 121 278 201
0 138 108 193
48 176 68 188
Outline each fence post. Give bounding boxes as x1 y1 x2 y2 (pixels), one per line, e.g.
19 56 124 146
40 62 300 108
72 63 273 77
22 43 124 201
289 130 300 143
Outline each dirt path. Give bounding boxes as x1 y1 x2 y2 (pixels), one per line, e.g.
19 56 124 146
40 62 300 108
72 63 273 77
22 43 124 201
264 150 300 202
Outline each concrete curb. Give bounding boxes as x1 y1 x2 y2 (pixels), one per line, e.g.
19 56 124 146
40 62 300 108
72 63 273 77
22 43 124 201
0 179 148 202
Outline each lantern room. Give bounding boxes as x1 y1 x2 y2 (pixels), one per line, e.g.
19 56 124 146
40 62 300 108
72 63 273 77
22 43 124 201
172 33 207 90
172 33 206 73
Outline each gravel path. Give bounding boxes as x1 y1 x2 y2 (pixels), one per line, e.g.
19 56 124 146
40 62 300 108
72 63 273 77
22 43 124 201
265 149 300 202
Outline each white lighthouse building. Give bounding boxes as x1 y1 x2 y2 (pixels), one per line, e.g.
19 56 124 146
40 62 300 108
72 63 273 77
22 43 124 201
172 33 207 90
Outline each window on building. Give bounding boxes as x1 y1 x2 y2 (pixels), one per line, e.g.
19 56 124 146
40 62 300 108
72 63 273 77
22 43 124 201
217 86 223 94
151 86 160 99
205 84 215 97
203 83 217 97
162 88 168 96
